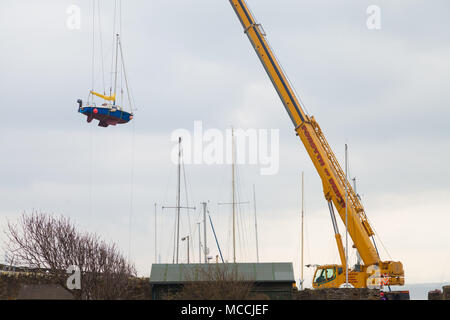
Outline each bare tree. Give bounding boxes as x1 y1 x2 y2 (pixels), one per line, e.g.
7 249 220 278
4 211 136 299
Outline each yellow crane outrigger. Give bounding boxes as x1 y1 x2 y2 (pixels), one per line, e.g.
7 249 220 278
228 0 404 288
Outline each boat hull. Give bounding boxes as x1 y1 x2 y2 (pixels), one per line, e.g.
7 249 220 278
78 106 133 127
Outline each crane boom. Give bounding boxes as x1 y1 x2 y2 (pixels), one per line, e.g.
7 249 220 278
229 0 404 287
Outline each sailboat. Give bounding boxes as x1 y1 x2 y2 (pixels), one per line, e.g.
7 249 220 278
78 28 134 127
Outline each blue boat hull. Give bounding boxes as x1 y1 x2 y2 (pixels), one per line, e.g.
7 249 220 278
78 106 133 127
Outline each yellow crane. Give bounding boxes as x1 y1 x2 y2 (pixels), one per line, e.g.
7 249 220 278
228 0 404 289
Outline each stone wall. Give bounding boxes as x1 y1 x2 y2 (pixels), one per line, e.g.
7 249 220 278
427 285 450 300
0 272 58 300
428 289 443 300
0 272 152 300
443 285 450 300
293 288 381 300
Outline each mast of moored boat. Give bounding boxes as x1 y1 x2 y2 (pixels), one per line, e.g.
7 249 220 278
253 184 259 263
300 171 304 290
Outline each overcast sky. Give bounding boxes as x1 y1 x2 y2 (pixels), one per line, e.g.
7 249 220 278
1 0 449 288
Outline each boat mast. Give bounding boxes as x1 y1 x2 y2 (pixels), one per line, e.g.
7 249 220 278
218 128 249 263
154 202 157 263
253 184 260 263
300 171 304 290
162 137 195 264
197 222 201 263
232 128 236 263
345 144 349 286
113 33 119 105
176 137 181 263
202 202 208 263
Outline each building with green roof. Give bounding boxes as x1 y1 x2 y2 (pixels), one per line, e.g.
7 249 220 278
149 262 296 300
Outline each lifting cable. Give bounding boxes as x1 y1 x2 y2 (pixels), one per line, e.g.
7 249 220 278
90 0 108 102
97 0 106 94
91 0 95 96
109 0 117 96
128 120 136 264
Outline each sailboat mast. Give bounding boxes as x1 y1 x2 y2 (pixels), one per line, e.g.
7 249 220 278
203 202 207 263
231 128 236 263
345 144 349 286
113 33 119 104
301 171 304 290
176 137 181 264
197 222 201 263
253 184 259 263
154 203 157 263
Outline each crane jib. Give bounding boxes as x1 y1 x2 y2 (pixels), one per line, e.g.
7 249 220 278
230 0 405 286
234 0 305 124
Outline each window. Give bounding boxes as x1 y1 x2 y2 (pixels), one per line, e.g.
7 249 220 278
314 269 327 283
314 268 336 284
326 268 335 280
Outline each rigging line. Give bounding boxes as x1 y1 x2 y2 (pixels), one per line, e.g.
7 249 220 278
118 0 123 106
97 0 106 93
240 205 251 260
182 148 197 205
181 153 193 256
113 34 119 100
235 163 250 260
347 147 388 260
161 156 175 206
118 37 134 112
119 49 123 107
235 170 247 261
182 146 200 254
110 0 117 95
237 206 245 261
303 206 311 265
160 205 170 264
172 207 177 264
235 173 244 260
263 30 312 118
119 0 123 36
242 194 252 260
225 203 232 261
373 229 392 261
222 201 233 261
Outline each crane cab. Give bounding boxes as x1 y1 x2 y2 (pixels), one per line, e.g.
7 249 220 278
312 265 341 289
312 265 367 289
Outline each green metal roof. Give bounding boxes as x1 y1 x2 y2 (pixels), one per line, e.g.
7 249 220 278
149 262 295 284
